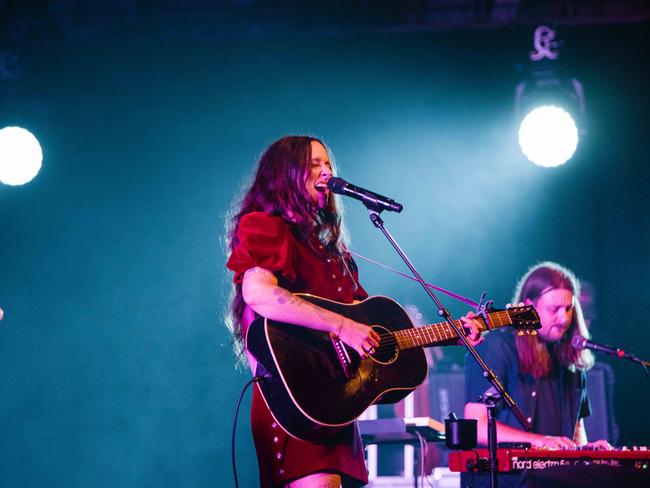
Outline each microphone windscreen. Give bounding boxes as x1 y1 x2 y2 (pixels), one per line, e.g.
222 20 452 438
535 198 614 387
571 335 587 350
327 177 346 193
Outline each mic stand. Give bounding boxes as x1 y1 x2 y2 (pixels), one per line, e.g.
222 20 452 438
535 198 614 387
480 390 502 488
605 349 649 375
611 352 649 379
617 353 649 378
365 207 530 488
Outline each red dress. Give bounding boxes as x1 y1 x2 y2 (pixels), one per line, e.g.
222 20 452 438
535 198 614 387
227 212 369 487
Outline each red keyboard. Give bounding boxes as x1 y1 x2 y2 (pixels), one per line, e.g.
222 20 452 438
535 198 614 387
449 446 650 472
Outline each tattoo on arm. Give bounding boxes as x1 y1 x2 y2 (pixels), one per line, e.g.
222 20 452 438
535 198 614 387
270 288 342 333
272 287 302 306
271 287 286 304
242 268 342 333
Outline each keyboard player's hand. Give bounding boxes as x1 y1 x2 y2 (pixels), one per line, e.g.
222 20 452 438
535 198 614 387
583 439 614 450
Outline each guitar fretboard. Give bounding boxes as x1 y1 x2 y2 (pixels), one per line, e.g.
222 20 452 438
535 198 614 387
393 311 515 349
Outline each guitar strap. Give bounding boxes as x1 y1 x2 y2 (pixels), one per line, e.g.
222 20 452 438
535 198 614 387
349 251 480 308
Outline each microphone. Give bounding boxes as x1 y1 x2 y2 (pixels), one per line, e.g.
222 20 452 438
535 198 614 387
327 177 403 213
571 335 631 359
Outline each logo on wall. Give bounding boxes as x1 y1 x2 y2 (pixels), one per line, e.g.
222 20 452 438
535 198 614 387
530 25 560 61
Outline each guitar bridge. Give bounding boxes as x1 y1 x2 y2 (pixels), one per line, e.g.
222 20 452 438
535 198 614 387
330 334 353 379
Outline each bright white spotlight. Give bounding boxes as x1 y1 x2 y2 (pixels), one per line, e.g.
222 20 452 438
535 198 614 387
518 106 578 168
0 126 43 186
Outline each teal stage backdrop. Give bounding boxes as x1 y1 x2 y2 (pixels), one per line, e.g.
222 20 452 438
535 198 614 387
1 20 648 488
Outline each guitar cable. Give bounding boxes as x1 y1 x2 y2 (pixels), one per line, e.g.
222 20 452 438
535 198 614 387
413 430 432 488
232 375 266 488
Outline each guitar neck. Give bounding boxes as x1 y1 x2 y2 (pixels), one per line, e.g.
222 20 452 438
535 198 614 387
394 311 514 350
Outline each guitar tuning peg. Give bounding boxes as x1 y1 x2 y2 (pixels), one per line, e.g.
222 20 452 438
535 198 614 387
517 330 525 336
529 330 537 336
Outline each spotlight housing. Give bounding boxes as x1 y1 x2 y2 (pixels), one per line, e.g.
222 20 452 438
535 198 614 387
515 25 586 167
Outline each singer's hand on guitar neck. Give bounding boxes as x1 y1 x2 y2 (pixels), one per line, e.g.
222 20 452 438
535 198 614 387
242 266 379 357
459 311 485 347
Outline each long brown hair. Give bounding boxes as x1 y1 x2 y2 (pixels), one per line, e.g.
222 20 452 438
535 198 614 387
224 135 348 363
512 262 594 378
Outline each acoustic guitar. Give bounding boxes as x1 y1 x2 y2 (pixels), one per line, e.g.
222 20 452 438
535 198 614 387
246 294 540 442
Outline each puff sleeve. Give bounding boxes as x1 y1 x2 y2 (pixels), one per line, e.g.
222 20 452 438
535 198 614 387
226 212 297 284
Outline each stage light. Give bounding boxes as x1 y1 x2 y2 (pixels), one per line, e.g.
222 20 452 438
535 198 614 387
514 26 585 167
0 126 43 186
518 106 578 168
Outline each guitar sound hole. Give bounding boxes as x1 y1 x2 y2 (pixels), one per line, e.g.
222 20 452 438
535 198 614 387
369 325 399 364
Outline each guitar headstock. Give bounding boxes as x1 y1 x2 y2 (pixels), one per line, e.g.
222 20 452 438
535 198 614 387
504 305 541 332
